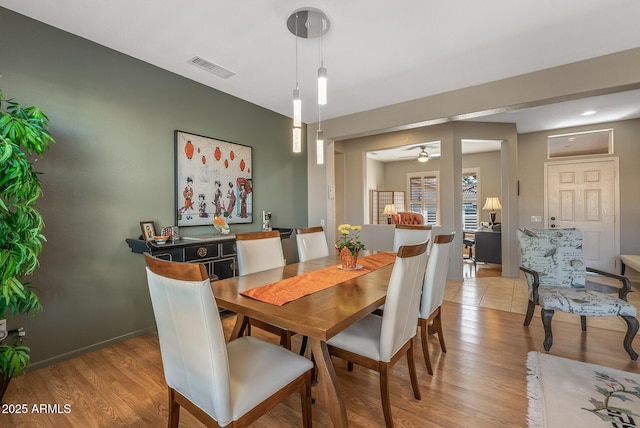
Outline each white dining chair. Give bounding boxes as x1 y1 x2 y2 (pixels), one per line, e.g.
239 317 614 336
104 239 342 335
392 224 432 253
296 226 330 262
327 241 429 428
235 230 285 276
418 232 455 375
143 253 313 428
235 230 296 349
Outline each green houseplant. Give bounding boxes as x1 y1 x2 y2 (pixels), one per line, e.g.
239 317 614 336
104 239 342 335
0 88 54 401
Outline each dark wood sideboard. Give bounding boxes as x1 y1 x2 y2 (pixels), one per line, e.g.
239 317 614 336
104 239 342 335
126 228 292 280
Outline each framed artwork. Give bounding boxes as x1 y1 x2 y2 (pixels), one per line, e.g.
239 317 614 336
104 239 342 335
175 130 253 226
140 221 157 241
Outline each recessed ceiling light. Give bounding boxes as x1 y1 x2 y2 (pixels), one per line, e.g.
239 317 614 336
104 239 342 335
581 110 596 116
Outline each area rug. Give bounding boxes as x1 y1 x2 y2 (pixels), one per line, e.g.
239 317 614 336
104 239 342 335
527 351 640 427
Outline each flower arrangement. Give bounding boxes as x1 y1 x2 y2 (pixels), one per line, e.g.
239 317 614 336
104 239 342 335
336 224 365 255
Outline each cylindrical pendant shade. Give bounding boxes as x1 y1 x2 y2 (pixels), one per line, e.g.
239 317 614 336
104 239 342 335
318 66 327 105
316 129 324 164
293 88 301 127
293 127 301 153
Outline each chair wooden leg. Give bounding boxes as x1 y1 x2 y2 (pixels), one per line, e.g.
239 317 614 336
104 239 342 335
580 315 587 332
168 388 180 428
238 317 251 337
280 331 292 350
379 363 394 428
541 309 554 352
300 371 312 428
419 318 433 375
434 308 446 353
407 339 421 400
621 316 639 361
299 335 308 356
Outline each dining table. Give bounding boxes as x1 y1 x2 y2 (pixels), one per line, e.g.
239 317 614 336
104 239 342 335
210 250 396 428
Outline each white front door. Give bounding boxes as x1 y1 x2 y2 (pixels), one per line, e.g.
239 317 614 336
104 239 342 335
545 158 619 271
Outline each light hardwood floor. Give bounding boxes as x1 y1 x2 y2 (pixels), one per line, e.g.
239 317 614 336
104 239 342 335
4 268 640 427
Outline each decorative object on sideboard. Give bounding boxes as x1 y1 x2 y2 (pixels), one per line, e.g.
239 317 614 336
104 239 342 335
140 221 157 242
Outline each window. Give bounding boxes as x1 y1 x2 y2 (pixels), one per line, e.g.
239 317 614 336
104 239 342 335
407 169 479 228
462 170 479 230
408 172 439 225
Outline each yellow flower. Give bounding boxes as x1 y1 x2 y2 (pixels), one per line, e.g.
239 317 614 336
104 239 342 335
351 225 362 231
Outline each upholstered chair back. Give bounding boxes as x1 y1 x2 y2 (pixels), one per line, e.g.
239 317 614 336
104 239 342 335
296 226 330 262
395 212 424 225
144 254 233 426
392 224 432 253
379 241 429 362
517 228 586 288
236 230 285 276
419 233 455 320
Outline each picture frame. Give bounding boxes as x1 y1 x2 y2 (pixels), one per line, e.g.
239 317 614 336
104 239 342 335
175 130 253 226
140 221 157 242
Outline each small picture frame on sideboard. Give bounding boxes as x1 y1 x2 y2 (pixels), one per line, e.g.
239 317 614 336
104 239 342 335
140 221 157 242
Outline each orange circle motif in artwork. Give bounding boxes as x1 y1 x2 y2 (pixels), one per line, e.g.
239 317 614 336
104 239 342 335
214 147 221 161
185 141 194 159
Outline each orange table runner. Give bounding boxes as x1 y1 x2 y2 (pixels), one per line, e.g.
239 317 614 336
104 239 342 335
240 252 396 306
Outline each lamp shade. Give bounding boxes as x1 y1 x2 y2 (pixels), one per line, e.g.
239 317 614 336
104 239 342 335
383 204 397 215
482 197 502 211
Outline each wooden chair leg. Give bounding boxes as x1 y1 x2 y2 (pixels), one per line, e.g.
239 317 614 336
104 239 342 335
419 318 433 375
280 331 292 350
580 315 587 332
524 300 536 326
407 339 421 400
168 388 180 428
379 363 394 428
541 309 554 352
622 316 639 361
300 371 312 428
238 317 251 337
299 335 308 356
434 308 446 353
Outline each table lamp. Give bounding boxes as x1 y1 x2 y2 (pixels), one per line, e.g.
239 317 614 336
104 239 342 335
383 204 397 224
482 197 502 229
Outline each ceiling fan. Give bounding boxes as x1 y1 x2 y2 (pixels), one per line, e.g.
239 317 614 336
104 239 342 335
397 143 440 162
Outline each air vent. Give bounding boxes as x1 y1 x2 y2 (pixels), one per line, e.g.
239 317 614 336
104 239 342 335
188 56 235 79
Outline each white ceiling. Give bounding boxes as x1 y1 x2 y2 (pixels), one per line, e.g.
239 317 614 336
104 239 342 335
2 0 640 136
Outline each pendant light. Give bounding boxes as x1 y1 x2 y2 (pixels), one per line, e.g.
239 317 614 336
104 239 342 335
286 8 330 155
316 104 324 165
317 25 327 106
292 13 302 152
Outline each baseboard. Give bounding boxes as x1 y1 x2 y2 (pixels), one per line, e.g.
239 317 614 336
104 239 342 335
25 326 158 373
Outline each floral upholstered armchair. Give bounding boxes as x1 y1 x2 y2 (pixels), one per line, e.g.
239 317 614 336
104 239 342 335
517 228 638 360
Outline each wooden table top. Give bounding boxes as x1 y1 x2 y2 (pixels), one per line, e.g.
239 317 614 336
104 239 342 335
211 252 394 341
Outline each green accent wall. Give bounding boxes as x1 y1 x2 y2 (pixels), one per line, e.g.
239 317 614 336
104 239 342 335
0 8 307 369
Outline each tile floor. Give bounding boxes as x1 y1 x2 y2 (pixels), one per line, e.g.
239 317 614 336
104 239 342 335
446 261 640 334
